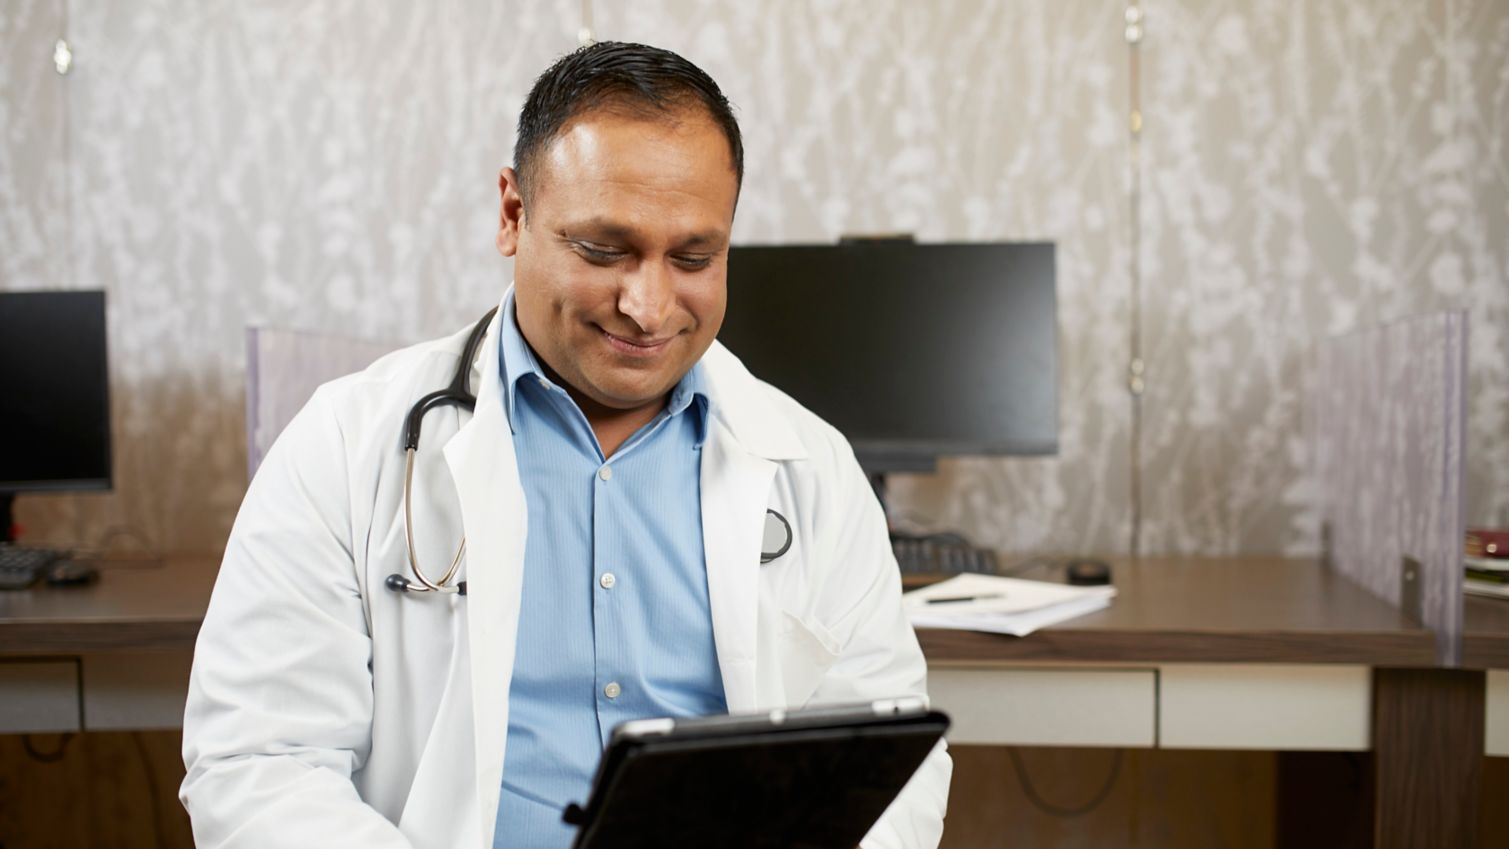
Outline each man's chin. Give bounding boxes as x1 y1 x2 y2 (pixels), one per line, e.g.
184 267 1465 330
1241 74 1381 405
577 377 679 414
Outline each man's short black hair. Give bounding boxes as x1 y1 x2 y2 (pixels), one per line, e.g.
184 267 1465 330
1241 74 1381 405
513 41 743 202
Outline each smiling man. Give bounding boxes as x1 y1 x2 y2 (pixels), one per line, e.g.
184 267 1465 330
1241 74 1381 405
181 42 950 849
500 62 736 457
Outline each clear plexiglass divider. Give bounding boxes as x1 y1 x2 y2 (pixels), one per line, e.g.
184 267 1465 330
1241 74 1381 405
245 326 402 478
1314 311 1468 666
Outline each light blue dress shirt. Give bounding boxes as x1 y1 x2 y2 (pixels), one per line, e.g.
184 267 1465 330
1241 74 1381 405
493 305 726 849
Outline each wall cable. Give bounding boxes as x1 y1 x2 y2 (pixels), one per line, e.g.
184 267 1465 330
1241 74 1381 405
1008 747 1124 818
20 733 75 763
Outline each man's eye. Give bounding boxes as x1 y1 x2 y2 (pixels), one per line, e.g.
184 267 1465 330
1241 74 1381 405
574 242 625 264
672 255 713 270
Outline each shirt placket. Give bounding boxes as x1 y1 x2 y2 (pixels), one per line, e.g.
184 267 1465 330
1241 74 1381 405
590 451 625 746
587 407 688 745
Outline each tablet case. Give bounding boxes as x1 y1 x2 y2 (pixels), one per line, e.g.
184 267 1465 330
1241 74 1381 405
565 704 949 849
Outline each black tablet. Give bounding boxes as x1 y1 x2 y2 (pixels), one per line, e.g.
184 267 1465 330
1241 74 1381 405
563 697 949 849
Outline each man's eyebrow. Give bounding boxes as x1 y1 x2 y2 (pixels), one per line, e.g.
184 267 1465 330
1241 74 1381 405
563 218 728 251
673 231 728 251
565 218 639 243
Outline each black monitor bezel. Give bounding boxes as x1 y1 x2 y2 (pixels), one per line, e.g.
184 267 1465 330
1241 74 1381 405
0 290 115 495
723 241 1059 475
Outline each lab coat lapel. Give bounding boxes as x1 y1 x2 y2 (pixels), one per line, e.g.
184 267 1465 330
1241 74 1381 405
700 422 775 712
699 344 811 713
441 310 525 849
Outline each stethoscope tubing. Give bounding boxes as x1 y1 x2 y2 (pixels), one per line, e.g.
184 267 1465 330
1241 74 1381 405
387 307 496 596
401 447 466 593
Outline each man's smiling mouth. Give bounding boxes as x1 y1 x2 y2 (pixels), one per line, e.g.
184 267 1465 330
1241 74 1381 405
601 328 673 355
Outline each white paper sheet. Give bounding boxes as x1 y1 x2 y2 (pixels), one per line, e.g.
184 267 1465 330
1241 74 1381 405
903 574 1116 636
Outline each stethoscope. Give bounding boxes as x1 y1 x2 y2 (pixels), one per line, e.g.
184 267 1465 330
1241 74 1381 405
384 308 497 597
385 309 795 599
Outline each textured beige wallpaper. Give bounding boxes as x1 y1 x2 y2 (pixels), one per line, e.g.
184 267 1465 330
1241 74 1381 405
1140 0 1509 555
1 0 1505 557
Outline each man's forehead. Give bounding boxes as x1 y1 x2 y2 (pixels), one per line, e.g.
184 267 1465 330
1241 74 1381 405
527 111 738 238
532 109 739 198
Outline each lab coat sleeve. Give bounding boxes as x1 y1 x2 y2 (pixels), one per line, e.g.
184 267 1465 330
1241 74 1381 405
180 386 412 849
808 440 952 849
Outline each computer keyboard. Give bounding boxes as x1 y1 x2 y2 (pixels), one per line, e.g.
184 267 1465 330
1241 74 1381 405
0 545 65 590
891 535 999 577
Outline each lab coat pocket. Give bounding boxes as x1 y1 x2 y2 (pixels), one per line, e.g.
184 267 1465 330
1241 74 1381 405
775 608 842 707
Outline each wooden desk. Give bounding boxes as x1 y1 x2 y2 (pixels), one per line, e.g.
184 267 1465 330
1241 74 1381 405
2 555 1504 847
1465 595 1509 669
920 557 1501 849
920 557 1434 665
0 557 214 733
0 557 216 655
6 556 1446 662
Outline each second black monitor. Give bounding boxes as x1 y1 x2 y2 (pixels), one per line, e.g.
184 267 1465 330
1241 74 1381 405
0 290 113 494
718 242 1057 472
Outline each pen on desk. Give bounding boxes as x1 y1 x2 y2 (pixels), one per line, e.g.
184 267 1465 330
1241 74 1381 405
925 593 1006 605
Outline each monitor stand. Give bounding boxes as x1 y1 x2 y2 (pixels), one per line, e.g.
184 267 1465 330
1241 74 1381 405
868 472 889 516
870 473 913 544
1 494 13 544
863 457 939 527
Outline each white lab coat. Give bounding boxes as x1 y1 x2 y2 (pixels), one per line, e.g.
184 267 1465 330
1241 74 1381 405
181 300 951 849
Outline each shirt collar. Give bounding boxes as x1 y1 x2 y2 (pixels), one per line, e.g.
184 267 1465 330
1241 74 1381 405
498 296 711 445
498 295 548 430
668 357 712 446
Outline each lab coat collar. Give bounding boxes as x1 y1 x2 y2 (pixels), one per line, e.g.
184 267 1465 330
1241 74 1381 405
698 342 809 462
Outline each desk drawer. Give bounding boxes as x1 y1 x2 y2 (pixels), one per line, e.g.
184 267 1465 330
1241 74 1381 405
928 667 1156 747
1159 664 1370 751
0 659 81 733
82 650 194 730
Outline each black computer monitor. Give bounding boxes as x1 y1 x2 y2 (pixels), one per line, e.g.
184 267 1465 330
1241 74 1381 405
718 242 1057 474
0 291 113 542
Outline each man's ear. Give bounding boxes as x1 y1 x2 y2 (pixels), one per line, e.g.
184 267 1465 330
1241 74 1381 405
496 167 526 257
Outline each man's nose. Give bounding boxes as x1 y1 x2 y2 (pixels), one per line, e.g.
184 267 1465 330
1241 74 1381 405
617 260 676 336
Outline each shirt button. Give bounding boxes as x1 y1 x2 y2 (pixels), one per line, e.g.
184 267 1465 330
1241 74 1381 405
600 572 617 589
598 465 613 481
604 682 621 699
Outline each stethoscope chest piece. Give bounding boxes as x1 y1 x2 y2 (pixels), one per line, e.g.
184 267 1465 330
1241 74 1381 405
761 509 793 564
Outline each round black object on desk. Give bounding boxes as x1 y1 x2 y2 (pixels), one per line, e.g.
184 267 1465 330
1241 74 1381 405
45 561 99 587
1066 559 1111 586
